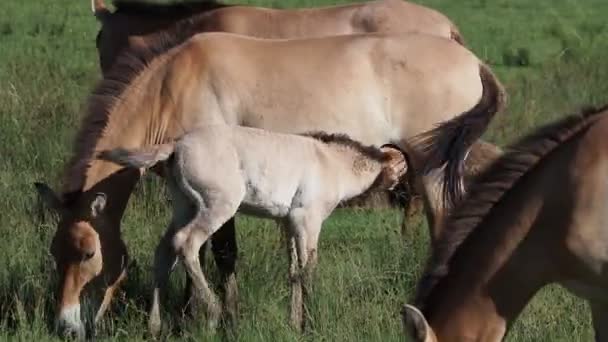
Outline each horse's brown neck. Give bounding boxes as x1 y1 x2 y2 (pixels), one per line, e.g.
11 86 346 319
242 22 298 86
421 152 569 339
424 248 545 341
84 51 183 193
426 254 549 341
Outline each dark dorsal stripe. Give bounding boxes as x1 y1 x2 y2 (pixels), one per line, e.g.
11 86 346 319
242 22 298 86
302 131 387 162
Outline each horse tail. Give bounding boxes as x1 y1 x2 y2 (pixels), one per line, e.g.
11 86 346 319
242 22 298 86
97 142 176 169
412 63 507 208
92 0 111 21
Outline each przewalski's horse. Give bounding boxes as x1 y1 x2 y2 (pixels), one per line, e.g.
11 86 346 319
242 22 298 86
91 0 465 75
97 126 408 333
35 30 505 338
91 0 471 324
402 105 608 341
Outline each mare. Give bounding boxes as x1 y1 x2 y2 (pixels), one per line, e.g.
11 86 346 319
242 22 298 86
89 0 470 323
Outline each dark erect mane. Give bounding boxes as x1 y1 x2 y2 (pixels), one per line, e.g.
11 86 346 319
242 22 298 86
61 22 198 196
113 0 231 17
302 131 387 162
414 104 608 309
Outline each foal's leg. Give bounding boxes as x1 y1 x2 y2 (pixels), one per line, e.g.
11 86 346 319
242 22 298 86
183 241 209 316
174 184 241 329
591 302 608 341
184 217 238 324
151 174 193 336
210 217 239 325
184 220 238 324
286 209 323 332
149 225 180 337
286 232 304 330
178 213 238 330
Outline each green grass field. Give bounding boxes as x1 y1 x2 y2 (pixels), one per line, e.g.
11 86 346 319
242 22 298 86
1 0 607 340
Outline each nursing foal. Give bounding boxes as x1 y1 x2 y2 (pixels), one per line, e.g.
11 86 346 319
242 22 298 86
98 125 407 333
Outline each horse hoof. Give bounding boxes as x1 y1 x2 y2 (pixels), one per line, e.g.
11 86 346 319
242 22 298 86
148 318 162 339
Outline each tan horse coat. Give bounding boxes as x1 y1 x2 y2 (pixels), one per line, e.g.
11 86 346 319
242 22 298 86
402 105 608 341
92 0 464 74
36 31 505 337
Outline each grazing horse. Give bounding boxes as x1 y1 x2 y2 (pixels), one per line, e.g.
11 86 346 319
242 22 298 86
91 0 472 321
97 126 408 333
35 30 505 338
92 0 465 75
402 105 608 341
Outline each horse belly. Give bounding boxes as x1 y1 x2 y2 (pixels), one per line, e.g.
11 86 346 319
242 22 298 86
239 175 298 219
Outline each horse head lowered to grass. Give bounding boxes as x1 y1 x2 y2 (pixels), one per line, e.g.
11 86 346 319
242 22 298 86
403 105 608 341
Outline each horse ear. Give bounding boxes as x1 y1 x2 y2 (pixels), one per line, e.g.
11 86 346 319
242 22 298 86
402 304 431 342
91 193 107 218
380 144 406 161
380 143 402 151
380 145 408 176
34 182 63 212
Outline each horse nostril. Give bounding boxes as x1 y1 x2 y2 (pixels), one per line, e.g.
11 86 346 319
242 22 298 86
84 251 95 261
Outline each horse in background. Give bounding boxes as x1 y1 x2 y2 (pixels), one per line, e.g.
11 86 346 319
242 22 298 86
91 0 465 75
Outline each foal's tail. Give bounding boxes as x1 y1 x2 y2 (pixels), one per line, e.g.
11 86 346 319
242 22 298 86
412 63 507 208
97 143 176 169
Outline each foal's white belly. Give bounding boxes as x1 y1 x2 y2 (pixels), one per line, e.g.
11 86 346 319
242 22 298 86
238 179 300 219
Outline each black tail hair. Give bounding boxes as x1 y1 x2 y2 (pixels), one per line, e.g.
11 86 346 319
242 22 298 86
411 64 507 208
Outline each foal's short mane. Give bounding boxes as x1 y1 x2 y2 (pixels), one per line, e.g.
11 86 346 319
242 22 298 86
303 131 387 162
62 23 197 196
113 0 231 16
414 104 608 307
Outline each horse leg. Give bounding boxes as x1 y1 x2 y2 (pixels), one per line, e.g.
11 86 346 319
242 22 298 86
149 227 180 337
210 217 239 326
286 209 321 332
591 302 608 341
302 220 322 330
182 241 209 317
286 231 304 331
94 268 127 324
178 206 239 331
